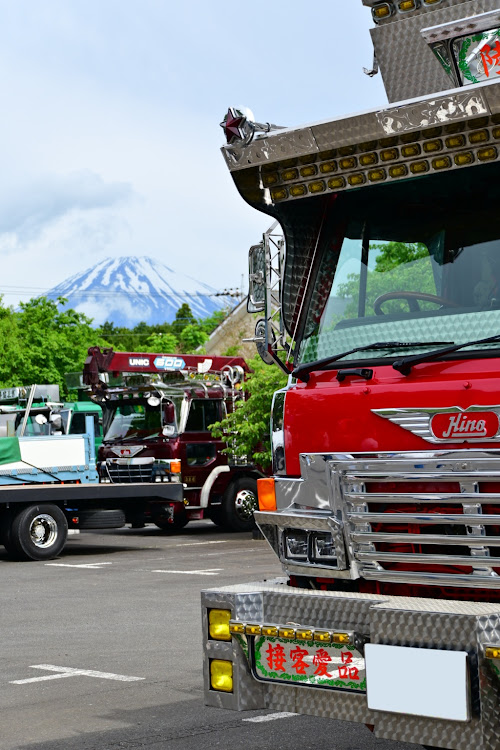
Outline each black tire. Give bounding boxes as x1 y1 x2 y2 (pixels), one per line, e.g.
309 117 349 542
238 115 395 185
78 509 126 529
207 506 224 527
221 477 258 532
8 505 68 561
153 511 189 532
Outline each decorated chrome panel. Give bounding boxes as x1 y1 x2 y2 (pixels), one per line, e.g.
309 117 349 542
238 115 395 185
372 404 500 443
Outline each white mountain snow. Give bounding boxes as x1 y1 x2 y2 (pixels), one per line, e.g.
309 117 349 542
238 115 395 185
45 256 236 326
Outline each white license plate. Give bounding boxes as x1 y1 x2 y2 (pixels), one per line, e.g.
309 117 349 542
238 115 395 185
365 644 469 721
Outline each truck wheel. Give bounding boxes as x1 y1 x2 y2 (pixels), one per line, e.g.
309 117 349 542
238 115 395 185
221 477 258 532
8 505 68 561
77 509 126 529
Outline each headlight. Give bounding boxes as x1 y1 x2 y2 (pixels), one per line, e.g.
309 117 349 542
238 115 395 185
284 529 308 561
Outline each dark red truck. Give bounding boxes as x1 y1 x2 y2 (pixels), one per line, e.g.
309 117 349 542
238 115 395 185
83 347 264 532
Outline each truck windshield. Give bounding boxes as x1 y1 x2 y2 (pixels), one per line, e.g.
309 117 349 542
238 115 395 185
104 402 162 441
285 164 500 366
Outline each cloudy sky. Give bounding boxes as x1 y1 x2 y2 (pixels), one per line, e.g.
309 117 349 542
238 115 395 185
0 1 387 308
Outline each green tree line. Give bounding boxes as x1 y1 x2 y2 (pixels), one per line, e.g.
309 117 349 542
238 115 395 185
0 297 232 397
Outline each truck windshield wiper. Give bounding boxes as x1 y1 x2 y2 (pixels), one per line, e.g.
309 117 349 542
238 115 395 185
393 333 500 375
292 341 453 383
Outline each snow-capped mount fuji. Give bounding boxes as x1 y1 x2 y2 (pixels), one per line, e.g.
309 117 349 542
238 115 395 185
45 256 237 327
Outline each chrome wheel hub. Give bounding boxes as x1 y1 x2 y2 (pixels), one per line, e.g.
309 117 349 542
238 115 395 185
234 489 257 520
29 514 58 548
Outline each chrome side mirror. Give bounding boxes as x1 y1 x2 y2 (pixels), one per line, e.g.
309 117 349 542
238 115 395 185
247 242 266 313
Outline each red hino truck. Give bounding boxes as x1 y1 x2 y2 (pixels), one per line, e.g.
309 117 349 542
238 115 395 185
201 2 500 748
83 347 264 532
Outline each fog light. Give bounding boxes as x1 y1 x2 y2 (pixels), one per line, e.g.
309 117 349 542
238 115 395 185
296 629 313 641
209 609 231 641
262 625 278 637
279 627 296 639
245 624 262 636
314 630 332 642
333 632 350 644
210 660 233 692
285 530 308 560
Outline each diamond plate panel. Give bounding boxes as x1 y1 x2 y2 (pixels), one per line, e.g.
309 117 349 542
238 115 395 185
202 582 500 748
369 599 500 750
372 0 500 103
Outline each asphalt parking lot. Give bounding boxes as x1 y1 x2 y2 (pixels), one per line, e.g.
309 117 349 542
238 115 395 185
1 521 421 750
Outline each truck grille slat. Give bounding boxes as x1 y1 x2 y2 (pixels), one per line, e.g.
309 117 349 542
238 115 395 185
334 450 500 589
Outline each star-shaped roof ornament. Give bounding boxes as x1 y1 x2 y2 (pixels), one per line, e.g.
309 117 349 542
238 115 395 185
220 107 247 144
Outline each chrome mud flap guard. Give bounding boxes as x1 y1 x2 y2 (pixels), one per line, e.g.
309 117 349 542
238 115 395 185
202 582 500 750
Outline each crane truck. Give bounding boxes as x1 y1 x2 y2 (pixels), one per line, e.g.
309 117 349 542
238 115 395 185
201 2 500 748
83 347 265 532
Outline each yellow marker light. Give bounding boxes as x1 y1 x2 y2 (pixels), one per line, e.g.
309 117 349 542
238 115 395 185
424 0 442 4
332 632 351 644
209 609 232 641
423 139 443 153
282 168 299 181
229 621 245 634
485 647 500 659
368 168 386 182
389 164 408 178
402 143 421 158
290 184 307 197
320 161 337 174
279 627 296 639
313 630 332 643
360 153 378 166
308 181 325 194
263 173 279 187
270 187 288 202
469 129 489 144
257 477 276 511
300 165 317 178
262 625 279 637
478 146 498 161
410 160 429 174
432 156 451 170
445 135 466 148
454 152 474 166
170 459 181 474
328 176 346 190
493 126 500 139
381 148 399 161
399 0 416 10
339 157 357 170
348 173 366 186
210 660 233 692
245 624 262 636
372 3 391 18
296 629 313 641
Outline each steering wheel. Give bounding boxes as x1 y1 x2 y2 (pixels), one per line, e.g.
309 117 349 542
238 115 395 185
373 291 458 316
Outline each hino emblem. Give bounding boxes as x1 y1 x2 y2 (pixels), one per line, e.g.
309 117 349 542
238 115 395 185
372 406 500 444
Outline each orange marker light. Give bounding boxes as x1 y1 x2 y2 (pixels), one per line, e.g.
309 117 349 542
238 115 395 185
170 460 181 474
257 478 276 511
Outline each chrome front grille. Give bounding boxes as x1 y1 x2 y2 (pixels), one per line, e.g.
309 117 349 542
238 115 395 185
104 458 154 484
335 451 500 589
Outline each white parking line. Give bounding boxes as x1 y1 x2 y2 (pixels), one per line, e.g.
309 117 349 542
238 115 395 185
243 712 298 723
11 664 144 684
45 563 112 569
152 568 223 576
175 540 229 547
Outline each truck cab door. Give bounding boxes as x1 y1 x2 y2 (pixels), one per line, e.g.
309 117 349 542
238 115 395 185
180 399 226 503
